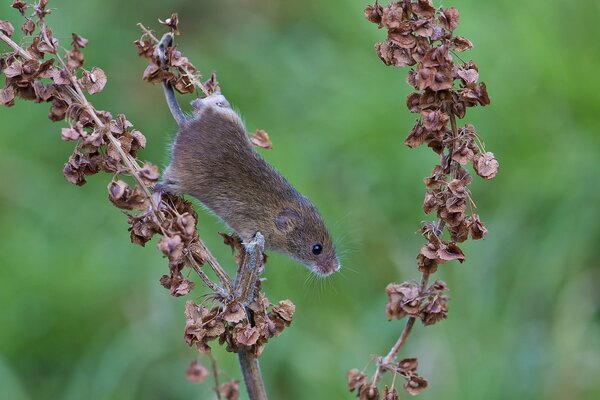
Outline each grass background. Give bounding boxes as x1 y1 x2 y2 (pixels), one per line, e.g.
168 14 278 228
0 0 599 399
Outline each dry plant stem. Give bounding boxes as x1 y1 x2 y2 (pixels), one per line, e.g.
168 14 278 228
208 352 222 400
371 269 431 388
0 31 33 60
0 32 230 297
137 23 210 97
238 352 268 400
234 233 268 400
233 233 265 306
152 31 232 292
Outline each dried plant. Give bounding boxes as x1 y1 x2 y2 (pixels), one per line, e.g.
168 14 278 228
1 2 289 399
348 1 497 398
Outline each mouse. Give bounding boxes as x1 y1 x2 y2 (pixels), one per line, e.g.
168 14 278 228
158 91 340 276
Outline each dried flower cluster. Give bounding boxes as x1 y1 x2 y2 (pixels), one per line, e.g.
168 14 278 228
349 1 497 397
1 2 287 398
185 296 295 356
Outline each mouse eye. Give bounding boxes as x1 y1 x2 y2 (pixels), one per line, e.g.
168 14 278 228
312 244 323 255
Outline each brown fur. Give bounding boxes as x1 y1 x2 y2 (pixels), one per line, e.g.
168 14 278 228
160 94 339 275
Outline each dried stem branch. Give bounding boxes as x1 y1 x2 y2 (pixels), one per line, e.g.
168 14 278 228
0 28 230 297
208 353 222 400
350 2 497 396
0 31 33 60
238 352 268 400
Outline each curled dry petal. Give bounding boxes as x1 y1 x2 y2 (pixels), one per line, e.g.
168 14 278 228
385 282 421 320
186 361 209 383
12 1 27 16
271 299 295 323
158 13 180 34
171 277 195 297
430 279 448 292
61 124 85 141
204 72 220 94
456 66 479 84
413 0 435 19
139 162 160 183
421 110 449 131
404 374 428 395
80 67 107 94
128 213 160 246
388 30 416 49
383 386 399 400
71 33 88 49
0 21 15 37
0 85 16 106
473 152 499 179
437 242 465 262
398 358 418 375
439 7 460 31
359 385 380 400
469 213 488 239
107 180 149 211
250 129 272 150
420 294 448 326
218 380 240 400
376 40 415 67
449 220 469 242
223 303 246 323
233 324 260 347
157 234 184 261
380 2 404 29
451 36 473 52
347 369 368 392
364 3 383 25
459 82 490 106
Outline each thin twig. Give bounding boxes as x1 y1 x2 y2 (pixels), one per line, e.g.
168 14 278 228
208 352 222 400
138 23 210 97
371 270 430 388
0 31 33 60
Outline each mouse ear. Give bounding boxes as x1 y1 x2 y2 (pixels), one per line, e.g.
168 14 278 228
275 208 302 233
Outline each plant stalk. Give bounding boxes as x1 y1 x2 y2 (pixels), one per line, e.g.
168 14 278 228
238 352 268 400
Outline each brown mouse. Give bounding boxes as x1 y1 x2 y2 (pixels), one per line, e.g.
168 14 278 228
158 92 340 276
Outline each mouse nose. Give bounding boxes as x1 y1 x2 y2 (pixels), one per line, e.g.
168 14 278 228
328 257 341 274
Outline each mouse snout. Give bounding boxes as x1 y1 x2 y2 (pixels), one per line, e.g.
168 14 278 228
314 257 341 276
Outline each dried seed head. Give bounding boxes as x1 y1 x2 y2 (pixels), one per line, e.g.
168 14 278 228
186 360 209 383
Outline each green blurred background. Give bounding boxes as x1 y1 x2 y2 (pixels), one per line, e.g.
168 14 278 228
1 0 599 399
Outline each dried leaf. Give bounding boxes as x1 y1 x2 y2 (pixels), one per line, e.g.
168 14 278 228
358 385 380 400
80 67 107 94
233 324 259 347
186 361 209 383
12 0 27 16
347 369 368 392
250 129 272 150
71 33 88 49
218 380 240 400
0 85 16 106
364 3 383 25
403 374 428 395
473 152 499 179
437 242 465 262
21 19 35 35
158 13 180 34
0 21 15 37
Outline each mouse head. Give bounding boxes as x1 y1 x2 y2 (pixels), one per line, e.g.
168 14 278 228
275 203 340 276
191 92 232 115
